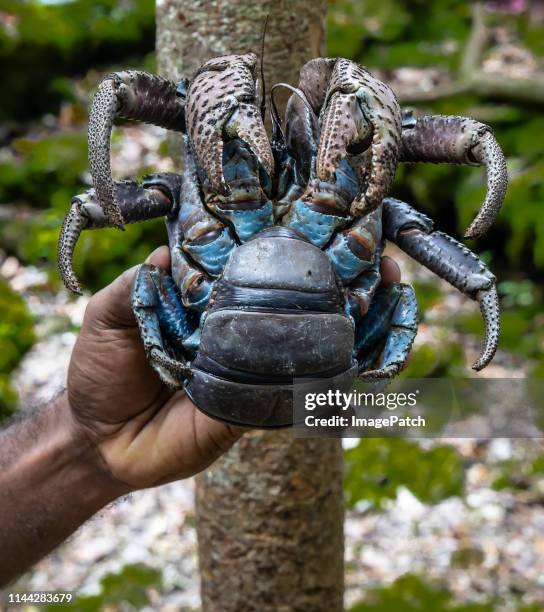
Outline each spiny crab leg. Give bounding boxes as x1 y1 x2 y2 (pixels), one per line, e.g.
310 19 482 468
58 178 177 294
473 285 500 371
88 71 186 229
399 115 508 239
185 53 274 194
317 58 403 216
383 197 501 371
465 129 508 239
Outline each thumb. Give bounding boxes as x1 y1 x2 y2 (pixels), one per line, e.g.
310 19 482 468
87 246 171 329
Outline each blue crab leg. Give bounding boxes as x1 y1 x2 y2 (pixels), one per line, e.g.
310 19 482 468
315 59 402 216
399 114 508 239
176 135 236 276
325 206 382 284
275 65 360 246
163 137 224 312
58 174 180 294
278 84 356 246
383 197 500 371
282 159 358 248
356 283 418 380
202 138 274 242
132 263 196 388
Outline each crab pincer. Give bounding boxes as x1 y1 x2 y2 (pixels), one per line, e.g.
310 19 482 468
316 58 403 217
185 53 274 195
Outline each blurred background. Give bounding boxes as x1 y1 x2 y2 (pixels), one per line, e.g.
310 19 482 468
0 0 543 609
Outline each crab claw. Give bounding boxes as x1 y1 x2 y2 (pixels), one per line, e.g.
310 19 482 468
472 285 500 371
185 53 273 194
464 129 508 240
316 59 402 216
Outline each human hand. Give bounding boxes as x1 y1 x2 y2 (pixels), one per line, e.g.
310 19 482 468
67 246 243 494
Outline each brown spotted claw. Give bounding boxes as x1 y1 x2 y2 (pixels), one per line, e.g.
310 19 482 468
316 58 402 217
185 53 274 194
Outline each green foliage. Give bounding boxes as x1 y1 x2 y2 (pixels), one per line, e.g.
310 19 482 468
344 438 464 509
0 279 35 418
328 0 471 70
0 0 155 120
0 129 167 290
45 563 162 612
410 279 443 312
349 574 494 611
403 340 465 378
0 132 88 207
0 373 18 420
492 456 544 492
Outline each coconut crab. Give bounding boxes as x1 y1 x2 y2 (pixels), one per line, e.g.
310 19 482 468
58 54 507 427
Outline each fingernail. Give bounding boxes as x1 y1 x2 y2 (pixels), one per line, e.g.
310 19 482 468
145 246 167 264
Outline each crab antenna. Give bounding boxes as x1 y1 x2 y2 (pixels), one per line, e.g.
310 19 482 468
268 83 284 145
259 14 269 120
269 83 316 152
270 83 314 116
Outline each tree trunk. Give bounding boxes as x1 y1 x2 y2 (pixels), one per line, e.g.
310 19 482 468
155 3 344 611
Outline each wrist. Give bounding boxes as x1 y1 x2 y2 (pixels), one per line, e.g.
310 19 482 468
0 390 129 585
54 391 132 505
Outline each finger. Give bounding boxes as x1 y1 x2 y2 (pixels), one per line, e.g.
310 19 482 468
87 246 171 329
145 245 171 271
379 255 401 286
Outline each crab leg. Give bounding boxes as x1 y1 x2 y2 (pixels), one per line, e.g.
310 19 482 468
203 138 274 242
58 174 179 294
399 115 508 239
132 263 195 388
175 136 236 275
186 53 273 192
355 283 418 380
88 71 186 228
276 77 359 246
268 83 316 218
325 206 382 284
165 138 223 312
383 197 500 371
346 243 384 321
